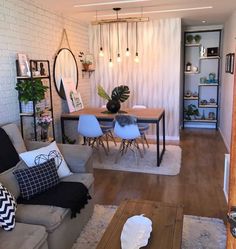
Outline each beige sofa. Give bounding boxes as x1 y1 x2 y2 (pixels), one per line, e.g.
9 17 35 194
0 123 94 249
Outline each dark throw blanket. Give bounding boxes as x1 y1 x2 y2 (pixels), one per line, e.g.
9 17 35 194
17 182 91 218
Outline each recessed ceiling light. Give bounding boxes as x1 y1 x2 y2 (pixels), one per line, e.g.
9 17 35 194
202 20 207 23
96 6 213 17
74 0 150 8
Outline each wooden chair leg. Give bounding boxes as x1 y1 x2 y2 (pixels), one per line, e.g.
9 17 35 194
109 130 117 146
143 133 149 148
115 141 124 163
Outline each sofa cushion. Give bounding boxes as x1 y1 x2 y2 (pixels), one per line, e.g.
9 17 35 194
61 173 94 189
13 159 60 200
0 183 17 231
0 128 20 173
1 123 27 154
0 160 27 199
0 222 47 249
16 204 69 232
19 141 72 178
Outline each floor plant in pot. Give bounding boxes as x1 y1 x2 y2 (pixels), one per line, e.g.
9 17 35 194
97 84 130 113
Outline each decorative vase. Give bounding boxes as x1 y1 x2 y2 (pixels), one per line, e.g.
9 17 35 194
106 100 121 113
40 126 49 141
82 63 90 71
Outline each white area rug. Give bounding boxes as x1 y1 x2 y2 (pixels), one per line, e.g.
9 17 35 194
94 144 182 175
72 205 226 249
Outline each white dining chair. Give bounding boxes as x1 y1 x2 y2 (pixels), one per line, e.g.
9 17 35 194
113 115 143 164
132 105 150 150
78 114 108 162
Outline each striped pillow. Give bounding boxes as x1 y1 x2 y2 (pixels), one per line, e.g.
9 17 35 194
0 183 16 231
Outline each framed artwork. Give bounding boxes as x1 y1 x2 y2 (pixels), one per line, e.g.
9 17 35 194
62 78 84 113
226 53 231 73
230 53 235 74
38 61 48 76
17 53 30 76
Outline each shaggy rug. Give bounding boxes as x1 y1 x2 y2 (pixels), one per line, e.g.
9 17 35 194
72 205 226 249
94 144 182 175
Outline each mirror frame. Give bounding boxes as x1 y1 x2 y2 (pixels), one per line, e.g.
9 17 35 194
53 48 79 100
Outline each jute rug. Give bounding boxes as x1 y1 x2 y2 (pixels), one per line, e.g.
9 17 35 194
93 144 182 175
72 205 226 249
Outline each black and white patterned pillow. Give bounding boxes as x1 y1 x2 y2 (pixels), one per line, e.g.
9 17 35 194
0 183 17 231
13 158 60 200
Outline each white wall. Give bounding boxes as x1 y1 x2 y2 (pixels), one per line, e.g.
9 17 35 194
0 0 90 141
219 11 236 152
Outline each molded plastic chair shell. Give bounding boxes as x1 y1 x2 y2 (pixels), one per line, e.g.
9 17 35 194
114 121 141 140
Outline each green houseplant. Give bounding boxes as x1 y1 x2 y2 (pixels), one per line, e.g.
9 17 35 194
184 104 200 120
97 84 130 113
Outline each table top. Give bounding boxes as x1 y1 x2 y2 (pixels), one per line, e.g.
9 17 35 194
61 107 165 122
96 199 183 249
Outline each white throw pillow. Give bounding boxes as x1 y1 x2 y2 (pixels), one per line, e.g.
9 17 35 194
19 141 72 178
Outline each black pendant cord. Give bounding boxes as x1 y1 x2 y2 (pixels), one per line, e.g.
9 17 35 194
99 24 103 50
116 11 120 56
136 22 138 55
126 22 129 51
109 23 111 61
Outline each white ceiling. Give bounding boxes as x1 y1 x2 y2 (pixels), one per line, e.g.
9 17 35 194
40 0 236 26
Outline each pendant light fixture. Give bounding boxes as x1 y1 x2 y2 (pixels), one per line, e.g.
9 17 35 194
134 22 139 63
99 24 104 57
126 22 130 56
108 23 113 67
114 8 121 63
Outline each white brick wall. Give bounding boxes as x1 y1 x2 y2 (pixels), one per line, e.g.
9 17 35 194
0 0 91 142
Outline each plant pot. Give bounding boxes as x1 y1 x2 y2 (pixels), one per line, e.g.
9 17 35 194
21 101 34 113
82 63 90 71
40 126 49 141
106 100 121 113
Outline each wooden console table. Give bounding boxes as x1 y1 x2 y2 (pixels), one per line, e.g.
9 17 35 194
61 107 165 166
96 199 183 249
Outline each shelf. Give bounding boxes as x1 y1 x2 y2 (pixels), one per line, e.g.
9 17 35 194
185 43 201 47
20 112 34 116
199 105 218 108
199 83 219 86
184 97 198 100
200 56 220 60
17 75 50 80
82 69 95 78
184 71 200 75
184 119 217 123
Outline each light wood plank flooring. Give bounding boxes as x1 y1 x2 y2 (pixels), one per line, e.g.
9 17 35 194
93 129 228 220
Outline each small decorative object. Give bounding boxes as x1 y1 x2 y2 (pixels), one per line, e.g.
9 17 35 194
201 110 206 120
208 112 215 120
120 215 152 249
39 62 46 75
192 66 198 73
200 99 208 105
37 115 52 141
200 77 207 83
17 53 30 77
79 51 93 71
209 73 216 83
97 84 130 113
184 104 200 120
186 62 192 72
192 92 198 97
207 47 219 57
185 90 192 98
186 34 194 44
200 45 206 57
194 34 201 44
209 98 216 103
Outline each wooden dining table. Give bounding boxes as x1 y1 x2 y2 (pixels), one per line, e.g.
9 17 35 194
60 107 165 166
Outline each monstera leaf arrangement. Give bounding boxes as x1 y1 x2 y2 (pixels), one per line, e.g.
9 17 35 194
97 84 130 113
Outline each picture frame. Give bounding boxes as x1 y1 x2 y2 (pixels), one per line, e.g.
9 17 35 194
38 61 48 76
225 53 231 73
230 53 235 74
62 78 84 113
17 53 30 77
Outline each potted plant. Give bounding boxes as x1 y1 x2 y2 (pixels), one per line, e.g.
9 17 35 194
79 52 92 71
97 84 130 113
15 79 48 112
186 35 193 44
194 34 201 44
184 104 200 120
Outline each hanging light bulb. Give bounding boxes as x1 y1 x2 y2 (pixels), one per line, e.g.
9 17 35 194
134 22 139 63
117 53 121 63
109 58 113 67
126 23 130 57
134 52 139 63
99 24 104 57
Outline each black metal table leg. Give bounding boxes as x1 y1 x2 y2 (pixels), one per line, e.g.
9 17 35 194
156 120 160 166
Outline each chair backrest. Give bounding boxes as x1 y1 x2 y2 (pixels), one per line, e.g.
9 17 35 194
132 105 147 109
78 115 103 137
114 118 140 140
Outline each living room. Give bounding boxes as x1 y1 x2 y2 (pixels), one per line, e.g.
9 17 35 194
0 0 236 248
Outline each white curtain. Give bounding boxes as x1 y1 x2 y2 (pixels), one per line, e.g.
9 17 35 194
89 18 181 139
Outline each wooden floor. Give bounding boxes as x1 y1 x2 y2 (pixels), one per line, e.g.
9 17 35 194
94 128 228 220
